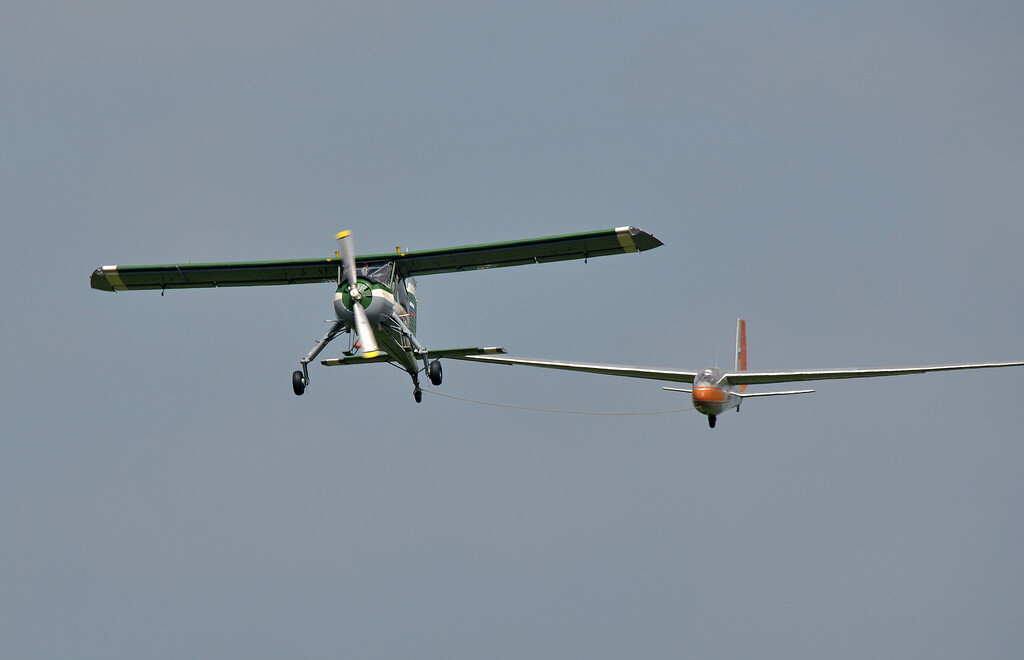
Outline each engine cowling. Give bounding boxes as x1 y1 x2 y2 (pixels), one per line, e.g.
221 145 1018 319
333 279 394 324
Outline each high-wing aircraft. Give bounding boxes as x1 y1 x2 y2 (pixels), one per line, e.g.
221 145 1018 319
457 318 1024 427
90 227 662 401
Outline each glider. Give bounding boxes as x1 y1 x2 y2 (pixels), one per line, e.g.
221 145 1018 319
457 318 1024 427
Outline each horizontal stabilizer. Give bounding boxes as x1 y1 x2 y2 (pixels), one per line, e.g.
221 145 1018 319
735 389 815 398
428 346 507 359
321 346 505 367
321 354 394 366
663 386 813 397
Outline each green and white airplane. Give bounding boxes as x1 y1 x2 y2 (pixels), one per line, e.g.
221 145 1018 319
91 227 662 401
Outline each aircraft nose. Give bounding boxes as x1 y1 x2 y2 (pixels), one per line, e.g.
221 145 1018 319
692 386 727 405
692 385 729 415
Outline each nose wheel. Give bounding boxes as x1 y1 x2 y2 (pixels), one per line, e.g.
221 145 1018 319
292 370 306 396
708 415 717 428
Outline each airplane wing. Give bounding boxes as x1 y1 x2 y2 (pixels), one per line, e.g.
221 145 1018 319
90 259 339 291
390 226 661 277
458 354 698 383
90 226 661 291
727 362 1024 385
461 355 1024 386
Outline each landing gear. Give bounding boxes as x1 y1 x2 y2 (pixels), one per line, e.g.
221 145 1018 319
427 360 443 386
708 415 717 428
414 387 423 403
294 319 345 397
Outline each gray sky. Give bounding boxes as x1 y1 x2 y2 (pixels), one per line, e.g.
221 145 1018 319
4 2 1024 657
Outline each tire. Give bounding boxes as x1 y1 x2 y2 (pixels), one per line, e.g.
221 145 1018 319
427 360 443 386
292 370 305 396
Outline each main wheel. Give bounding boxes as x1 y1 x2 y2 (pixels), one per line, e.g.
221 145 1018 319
292 370 306 396
427 360 443 386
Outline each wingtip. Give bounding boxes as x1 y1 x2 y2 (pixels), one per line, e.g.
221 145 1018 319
90 268 116 291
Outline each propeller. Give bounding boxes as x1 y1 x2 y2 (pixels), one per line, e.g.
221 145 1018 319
336 230 380 358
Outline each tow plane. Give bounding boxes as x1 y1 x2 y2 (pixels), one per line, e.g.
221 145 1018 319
90 227 662 401
458 318 1024 427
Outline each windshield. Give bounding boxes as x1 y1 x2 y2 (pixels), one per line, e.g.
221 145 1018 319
353 261 394 285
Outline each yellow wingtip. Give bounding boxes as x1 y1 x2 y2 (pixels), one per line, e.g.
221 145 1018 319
336 230 351 240
362 350 380 359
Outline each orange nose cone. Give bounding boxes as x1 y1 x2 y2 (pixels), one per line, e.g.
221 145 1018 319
692 386 728 405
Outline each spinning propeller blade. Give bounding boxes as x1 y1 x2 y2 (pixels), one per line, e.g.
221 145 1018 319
336 231 380 358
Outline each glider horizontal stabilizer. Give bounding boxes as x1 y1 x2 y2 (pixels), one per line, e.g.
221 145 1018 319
734 389 815 398
662 386 813 397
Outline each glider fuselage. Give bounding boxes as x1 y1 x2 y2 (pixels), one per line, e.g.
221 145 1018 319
690 368 741 417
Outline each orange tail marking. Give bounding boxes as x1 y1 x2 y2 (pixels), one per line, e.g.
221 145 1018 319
736 318 748 392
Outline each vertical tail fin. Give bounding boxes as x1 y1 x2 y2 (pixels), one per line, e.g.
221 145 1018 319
735 318 747 392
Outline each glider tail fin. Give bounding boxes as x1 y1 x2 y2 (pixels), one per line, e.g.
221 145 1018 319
735 318 748 392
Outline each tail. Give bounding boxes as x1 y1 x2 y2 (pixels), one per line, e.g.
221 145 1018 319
735 318 747 392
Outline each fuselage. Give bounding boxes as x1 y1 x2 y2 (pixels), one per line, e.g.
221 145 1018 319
691 368 741 417
333 264 419 371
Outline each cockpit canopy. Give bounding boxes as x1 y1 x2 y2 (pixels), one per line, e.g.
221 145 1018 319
696 369 720 385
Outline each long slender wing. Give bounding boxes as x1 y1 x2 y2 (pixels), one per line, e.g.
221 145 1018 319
458 354 698 383
727 362 1024 385
90 226 662 291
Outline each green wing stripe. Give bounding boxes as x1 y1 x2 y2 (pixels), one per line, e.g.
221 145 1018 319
90 227 662 291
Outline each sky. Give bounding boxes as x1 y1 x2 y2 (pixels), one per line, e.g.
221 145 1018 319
3 2 1024 657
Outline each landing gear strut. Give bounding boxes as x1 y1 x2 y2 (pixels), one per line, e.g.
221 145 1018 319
293 319 346 396
708 415 717 428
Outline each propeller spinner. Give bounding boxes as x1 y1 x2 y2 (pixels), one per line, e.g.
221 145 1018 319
336 230 380 358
